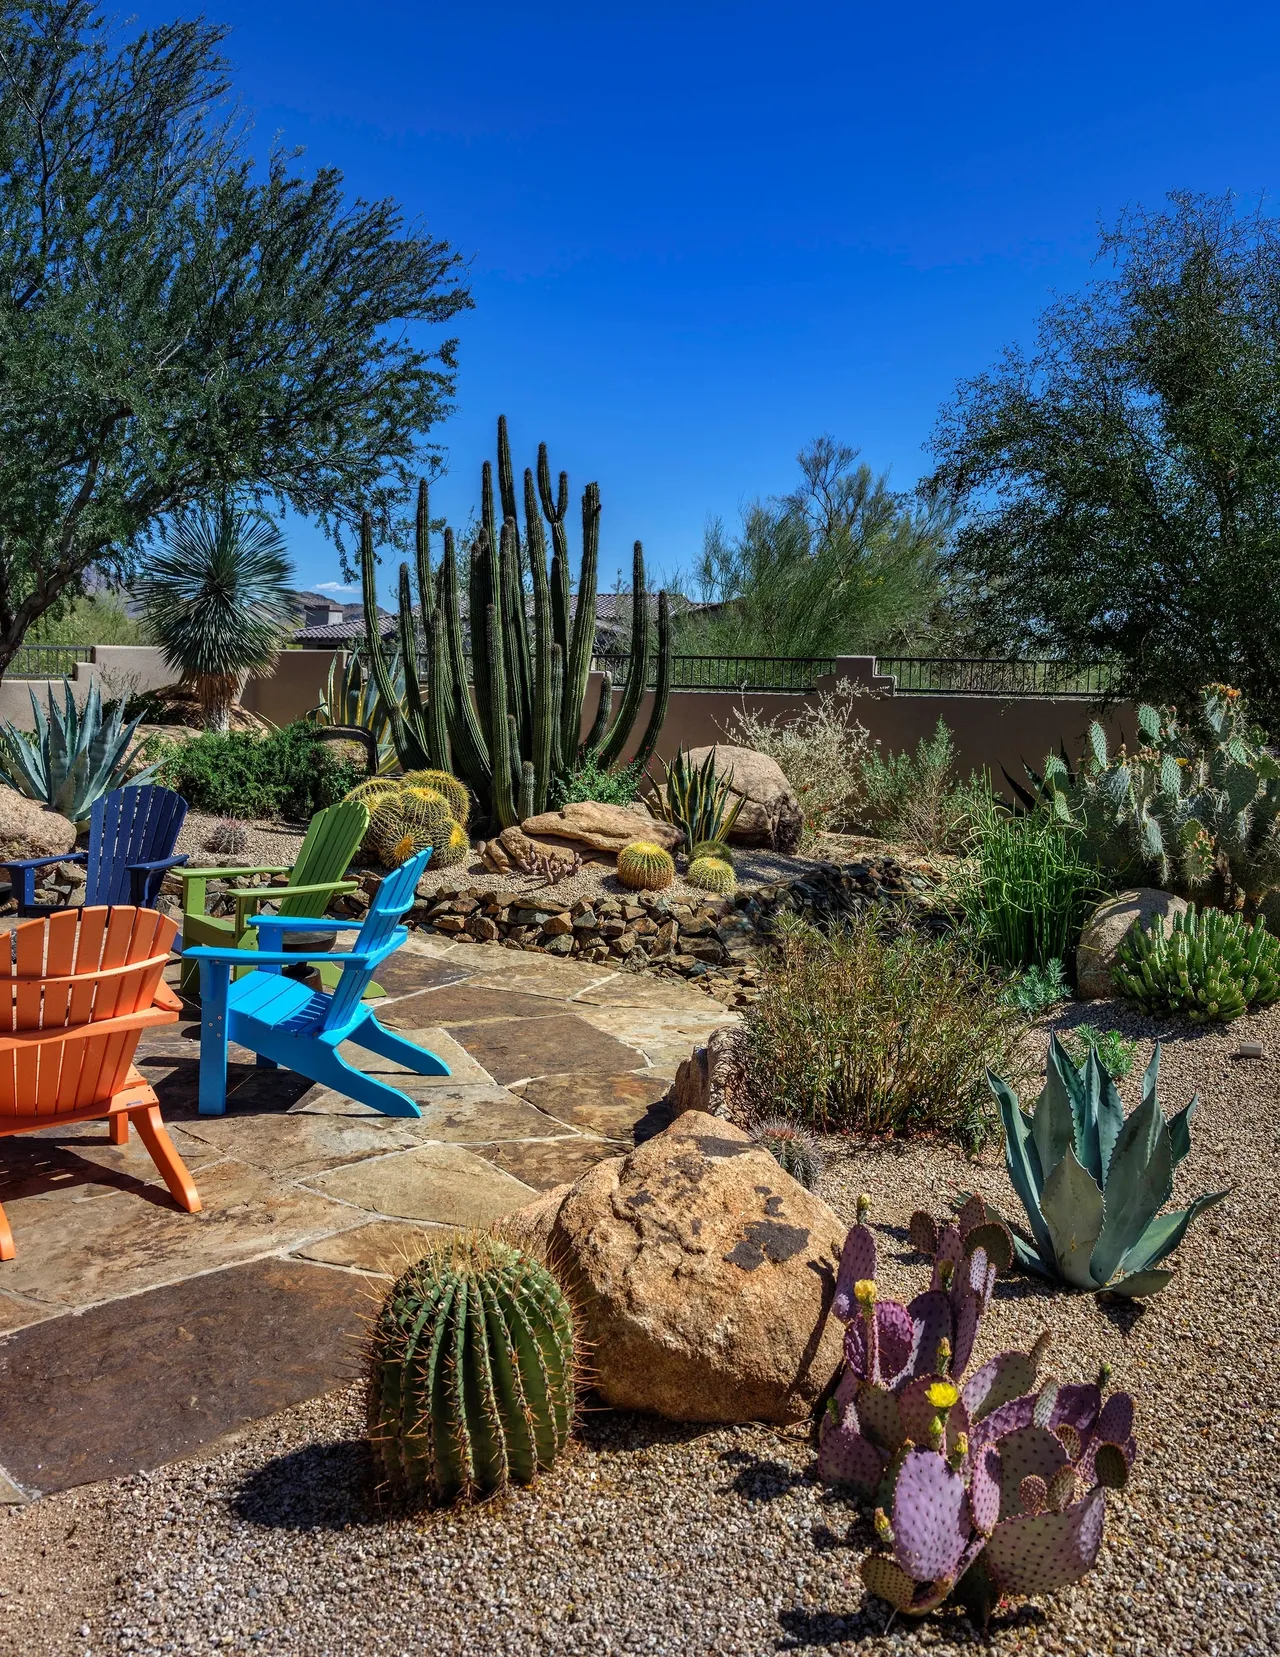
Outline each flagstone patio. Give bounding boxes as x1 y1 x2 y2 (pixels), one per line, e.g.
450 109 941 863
0 934 734 1501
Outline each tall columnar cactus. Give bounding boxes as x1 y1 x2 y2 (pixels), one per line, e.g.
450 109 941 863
987 1035 1229 1295
360 417 673 826
367 1233 577 1506
819 1198 1138 1625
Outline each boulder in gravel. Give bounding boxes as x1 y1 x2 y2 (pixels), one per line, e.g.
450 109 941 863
519 801 682 855
0 786 77 863
1077 887 1188 999
683 745 803 853
501 1111 845 1424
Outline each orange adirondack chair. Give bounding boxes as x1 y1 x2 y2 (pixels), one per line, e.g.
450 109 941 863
0 906 201 1261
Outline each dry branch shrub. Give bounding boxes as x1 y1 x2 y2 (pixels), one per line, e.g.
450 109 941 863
726 680 874 843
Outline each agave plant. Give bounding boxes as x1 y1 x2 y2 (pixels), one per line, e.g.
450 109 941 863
648 747 744 849
986 1035 1228 1296
0 680 156 823
314 646 403 774
820 1197 1138 1626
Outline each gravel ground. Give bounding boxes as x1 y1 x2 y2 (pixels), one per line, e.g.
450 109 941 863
2 994 1275 1656
175 811 307 871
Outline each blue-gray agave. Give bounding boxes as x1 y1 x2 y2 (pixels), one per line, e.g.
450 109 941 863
986 1036 1228 1296
0 680 156 823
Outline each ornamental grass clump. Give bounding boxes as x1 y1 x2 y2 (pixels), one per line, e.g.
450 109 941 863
1113 903 1280 1023
953 810 1104 972
742 914 1024 1145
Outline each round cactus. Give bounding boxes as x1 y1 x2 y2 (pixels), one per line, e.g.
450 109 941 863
617 840 675 891
753 1116 824 1190
345 775 400 809
367 1233 577 1506
435 818 471 868
688 838 734 866
686 854 735 894
367 784 459 868
400 768 471 828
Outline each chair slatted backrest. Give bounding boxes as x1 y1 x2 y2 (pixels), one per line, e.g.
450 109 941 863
2 907 178 1034
0 1022 141 1121
278 799 370 920
321 848 431 1032
86 786 188 906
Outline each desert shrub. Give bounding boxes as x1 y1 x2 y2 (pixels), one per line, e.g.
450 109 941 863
1001 957 1070 1015
855 719 991 854
726 680 874 842
741 914 1024 1146
157 721 361 820
551 759 642 807
1058 1026 1139 1081
952 810 1104 971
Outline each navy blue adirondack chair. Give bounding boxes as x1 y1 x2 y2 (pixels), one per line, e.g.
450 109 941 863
2 785 189 917
188 846 450 1118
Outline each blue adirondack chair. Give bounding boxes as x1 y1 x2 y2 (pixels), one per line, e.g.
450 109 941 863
187 847 450 1118
1 784 189 917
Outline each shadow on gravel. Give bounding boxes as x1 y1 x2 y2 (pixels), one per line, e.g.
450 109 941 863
573 1404 712 1454
719 1449 809 1503
232 1438 382 1531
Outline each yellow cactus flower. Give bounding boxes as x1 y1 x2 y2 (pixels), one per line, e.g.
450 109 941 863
853 1279 877 1307
924 1380 960 1410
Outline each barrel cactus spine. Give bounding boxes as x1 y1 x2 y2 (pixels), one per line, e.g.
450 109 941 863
367 1233 577 1506
617 840 675 891
687 855 735 894
367 784 458 868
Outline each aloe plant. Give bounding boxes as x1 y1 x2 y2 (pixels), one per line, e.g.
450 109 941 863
986 1036 1228 1296
0 680 156 823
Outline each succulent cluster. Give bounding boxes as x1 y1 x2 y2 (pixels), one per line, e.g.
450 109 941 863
650 747 744 849
616 840 675 891
751 1116 824 1190
0 680 157 823
987 1035 1228 1295
367 1233 577 1506
347 772 471 870
1032 684 1280 913
821 1197 1137 1624
1114 903 1280 1023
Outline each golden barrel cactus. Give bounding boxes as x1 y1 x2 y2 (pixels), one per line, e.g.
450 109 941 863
617 840 675 891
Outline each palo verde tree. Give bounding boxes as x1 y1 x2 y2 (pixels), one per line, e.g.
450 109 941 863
0 3 471 679
926 192 1280 720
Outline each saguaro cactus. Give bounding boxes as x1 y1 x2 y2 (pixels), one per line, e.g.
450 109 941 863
361 417 673 826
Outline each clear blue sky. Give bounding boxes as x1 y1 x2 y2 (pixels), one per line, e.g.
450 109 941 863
136 1 1280 602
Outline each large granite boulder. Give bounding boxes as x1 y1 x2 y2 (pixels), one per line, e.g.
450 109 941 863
1076 887 1188 999
519 800 682 856
502 1111 845 1424
683 745 803 852
0 786 77 863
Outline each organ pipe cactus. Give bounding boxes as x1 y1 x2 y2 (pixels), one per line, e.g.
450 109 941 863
819 1198 1138 1625
360 419 674 826
367 1233 577 1506
986 1036 1228 1295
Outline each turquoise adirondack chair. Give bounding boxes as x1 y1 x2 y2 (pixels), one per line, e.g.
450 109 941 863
187 848 449 1118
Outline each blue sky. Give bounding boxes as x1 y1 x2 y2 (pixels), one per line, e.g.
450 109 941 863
135 1 1280 603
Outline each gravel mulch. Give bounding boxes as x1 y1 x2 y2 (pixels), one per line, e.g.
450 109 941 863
3 994 1274 1656
175 811 308 871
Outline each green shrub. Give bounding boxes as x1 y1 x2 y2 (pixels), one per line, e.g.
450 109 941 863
1058 1026 1139 1081
855 719 991 854
157 721 361 820
953 810 1104 971
551 758 642 807
1113 902 1280 1023
1001 958 1070 1015
741 914 1025 1147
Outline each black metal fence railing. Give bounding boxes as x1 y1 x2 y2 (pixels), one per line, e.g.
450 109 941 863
6 644 93 679
595 654 836 692
874 657 1121 698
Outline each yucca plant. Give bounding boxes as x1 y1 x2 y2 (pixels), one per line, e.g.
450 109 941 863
0 680 156 823
986 1035 1228 1296
1113 903 1280 1023
649 747 744 849
134 502 298 732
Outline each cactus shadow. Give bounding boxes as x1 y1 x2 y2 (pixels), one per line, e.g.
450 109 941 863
718 1448 810 1503
231 1437 383 1531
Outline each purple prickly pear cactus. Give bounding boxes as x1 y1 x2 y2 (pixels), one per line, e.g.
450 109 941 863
891 1450 971 1583
983 1488 1108 1596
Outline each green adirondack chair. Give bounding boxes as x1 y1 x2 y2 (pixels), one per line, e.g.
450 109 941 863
177 799 372 998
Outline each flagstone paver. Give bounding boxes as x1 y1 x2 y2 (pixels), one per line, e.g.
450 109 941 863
0 931 735 1497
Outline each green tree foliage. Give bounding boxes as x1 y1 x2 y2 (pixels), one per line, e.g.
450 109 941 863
926 192 1280 717
677 437 950 657
26 590 139 646
133 502 298 730
0 3 470 680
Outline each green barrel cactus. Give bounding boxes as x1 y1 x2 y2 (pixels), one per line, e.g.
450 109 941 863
686 854 735 895
368 1234 577 1506
688 837 734 866
616 840 675 891
401 767 471 829
752 1116 824 1190
1113 902 1280 1023
366 784 463 869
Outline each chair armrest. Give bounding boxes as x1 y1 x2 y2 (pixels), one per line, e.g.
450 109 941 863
1 851 87 874
246 915 362 936
184 943 377 968
128 854 189 875
177 864 290 883
235 879 358 911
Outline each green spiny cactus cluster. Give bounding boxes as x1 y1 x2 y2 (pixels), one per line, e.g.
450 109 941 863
1113 902 1280 1022
687 855 735 894
1033 684 1280 913
358 779 469 870
367 1233 577 1506
360 418 674 827
401 767 471 828
752 1116 824 1191
616 840 675 891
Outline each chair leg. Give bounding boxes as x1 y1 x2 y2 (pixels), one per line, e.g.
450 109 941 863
0 1201 14 1262
198 960 231 1116
129 1104 202 1214
352 1016 452 1078
108 1111 129 1146
301 1043 424 1119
